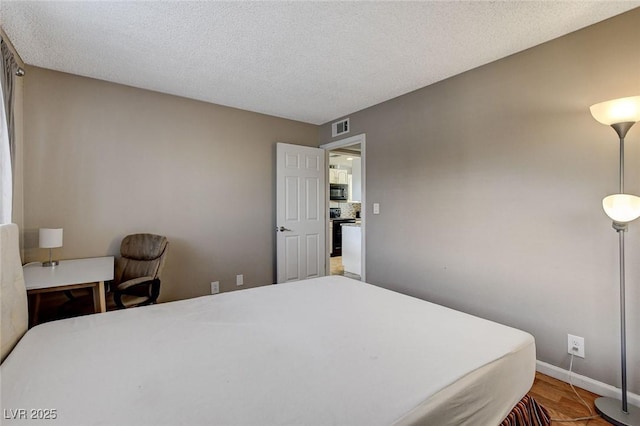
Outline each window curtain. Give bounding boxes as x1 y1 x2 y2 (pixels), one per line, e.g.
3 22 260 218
0 38 20 224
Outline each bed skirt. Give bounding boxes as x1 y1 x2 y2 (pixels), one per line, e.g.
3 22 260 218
499 394 551 426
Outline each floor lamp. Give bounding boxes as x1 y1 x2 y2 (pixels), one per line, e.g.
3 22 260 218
590 95 640 426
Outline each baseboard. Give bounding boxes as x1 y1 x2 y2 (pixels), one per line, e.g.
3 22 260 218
536 360 640 406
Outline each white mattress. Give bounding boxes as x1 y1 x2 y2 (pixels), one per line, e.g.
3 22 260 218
1 276 535 425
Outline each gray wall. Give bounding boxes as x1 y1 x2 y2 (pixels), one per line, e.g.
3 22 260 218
22 67 318 301
320 9 640 392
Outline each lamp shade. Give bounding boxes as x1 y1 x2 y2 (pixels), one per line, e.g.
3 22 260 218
602 194 640 223
39 228 63 248
590 96 640 126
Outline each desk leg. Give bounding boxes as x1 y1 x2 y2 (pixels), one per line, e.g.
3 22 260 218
30 293 41 328
93 281 107 313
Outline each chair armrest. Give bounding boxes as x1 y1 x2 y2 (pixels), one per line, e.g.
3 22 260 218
116 276 155 291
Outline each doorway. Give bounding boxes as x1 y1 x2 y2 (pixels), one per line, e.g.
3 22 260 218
321 134 366 282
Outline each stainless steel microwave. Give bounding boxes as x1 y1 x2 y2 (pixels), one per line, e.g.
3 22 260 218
330 184 348 201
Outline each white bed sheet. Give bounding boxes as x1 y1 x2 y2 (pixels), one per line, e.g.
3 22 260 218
1 276 535 425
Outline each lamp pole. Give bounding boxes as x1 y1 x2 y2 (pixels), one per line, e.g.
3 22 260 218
594 119 640 426
613 123 631 414
617 226 627 414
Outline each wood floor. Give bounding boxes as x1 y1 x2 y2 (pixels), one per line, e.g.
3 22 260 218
531 372 609 425
330 255 345 275
329 255 361 280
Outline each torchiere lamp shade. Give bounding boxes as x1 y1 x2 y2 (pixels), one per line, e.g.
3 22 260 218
603 194 640 223
590 96 640 126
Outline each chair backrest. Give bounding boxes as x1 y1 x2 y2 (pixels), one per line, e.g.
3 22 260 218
115 233 168 285
0 223 28 363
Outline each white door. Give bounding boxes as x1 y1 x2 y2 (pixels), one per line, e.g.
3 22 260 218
276 143 326 283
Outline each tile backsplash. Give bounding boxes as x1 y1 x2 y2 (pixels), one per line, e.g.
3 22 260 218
330 202 361 218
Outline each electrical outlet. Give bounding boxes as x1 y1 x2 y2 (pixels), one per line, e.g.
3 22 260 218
567 334 585 358
211 281 220 294
236 274 243 286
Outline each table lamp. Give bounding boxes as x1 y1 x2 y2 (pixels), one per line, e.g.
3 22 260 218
39 228 63 267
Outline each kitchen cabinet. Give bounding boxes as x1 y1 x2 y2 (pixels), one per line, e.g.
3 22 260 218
330 168 348 184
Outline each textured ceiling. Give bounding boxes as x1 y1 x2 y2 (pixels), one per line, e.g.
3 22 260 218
1 1 639 125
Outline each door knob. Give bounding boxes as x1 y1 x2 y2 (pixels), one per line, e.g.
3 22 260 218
277 226 292 232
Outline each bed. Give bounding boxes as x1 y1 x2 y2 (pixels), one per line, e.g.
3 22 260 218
0 224 548 425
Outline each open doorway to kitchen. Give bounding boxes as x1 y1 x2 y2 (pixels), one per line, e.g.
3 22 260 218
321 134 366 281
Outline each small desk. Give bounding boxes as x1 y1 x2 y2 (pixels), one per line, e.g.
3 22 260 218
23 257 114 325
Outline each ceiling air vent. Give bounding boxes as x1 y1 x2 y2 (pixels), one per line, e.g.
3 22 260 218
332 118 350 137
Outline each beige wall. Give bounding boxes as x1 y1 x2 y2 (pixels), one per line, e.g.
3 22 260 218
22 68 318 301
320 9 640 392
